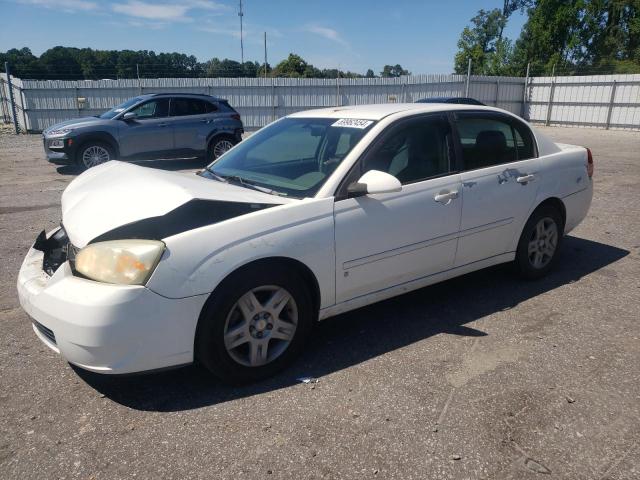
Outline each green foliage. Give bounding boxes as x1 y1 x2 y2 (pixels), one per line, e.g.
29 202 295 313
0 47 376 80
380 64 410 77
455 0 640 76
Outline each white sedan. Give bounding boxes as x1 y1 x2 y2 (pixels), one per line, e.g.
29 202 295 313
17 103 593 383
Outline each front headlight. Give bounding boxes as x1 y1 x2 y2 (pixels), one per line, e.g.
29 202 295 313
75 240 165 285
46 128 72 137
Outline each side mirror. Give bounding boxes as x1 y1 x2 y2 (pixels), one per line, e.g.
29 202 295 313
347 170 402 197
122 111 137 121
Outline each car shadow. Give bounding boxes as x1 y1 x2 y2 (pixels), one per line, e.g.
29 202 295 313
74 236 629 412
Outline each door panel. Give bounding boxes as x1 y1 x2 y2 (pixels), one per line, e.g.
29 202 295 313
453 112 540 266
170 98 216 155
456 159 540 266
117 99 172 158
334 175 462 303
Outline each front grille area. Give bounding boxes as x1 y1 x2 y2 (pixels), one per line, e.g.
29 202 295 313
33 226 73 276
33 320 56 345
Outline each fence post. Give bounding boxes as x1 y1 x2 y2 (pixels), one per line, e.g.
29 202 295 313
336 76 340 106
521 62 530 118
4 62 19 134
465 58 471 96
20 88 28 133
271 78 276 123
0 77 8 122
495 78 500 107
605 80 617 130
545 80 556 126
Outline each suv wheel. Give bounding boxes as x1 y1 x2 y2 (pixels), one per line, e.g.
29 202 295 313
78 142 114 170
208 136 236 161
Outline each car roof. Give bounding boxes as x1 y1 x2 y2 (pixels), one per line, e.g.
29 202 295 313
287 103 506 121
142 93 226 101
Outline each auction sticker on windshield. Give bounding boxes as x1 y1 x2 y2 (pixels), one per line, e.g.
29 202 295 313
331 118 374 129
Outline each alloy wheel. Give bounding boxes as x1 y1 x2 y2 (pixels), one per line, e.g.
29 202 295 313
223 285 298 367
213 139 234 159
82 145 110 168
528 217 558 269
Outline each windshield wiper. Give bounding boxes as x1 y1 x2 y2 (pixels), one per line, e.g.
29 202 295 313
215 173 288 197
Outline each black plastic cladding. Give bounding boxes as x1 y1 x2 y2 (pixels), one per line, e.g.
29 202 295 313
89 199 277 243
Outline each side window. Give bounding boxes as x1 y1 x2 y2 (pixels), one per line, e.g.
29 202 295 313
455 114 535 170
170 98 213 116
363 117 451 185
130 99 169 119
513 123 536 160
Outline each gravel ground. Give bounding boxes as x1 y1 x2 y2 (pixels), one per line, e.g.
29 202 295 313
0 125 639 479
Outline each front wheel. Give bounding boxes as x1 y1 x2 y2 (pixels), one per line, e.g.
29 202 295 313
77 142 114 170
515 205 563 279
195 264 314 384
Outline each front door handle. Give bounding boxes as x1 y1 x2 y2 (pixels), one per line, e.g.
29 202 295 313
516 174 535 184
200 119 212 124
158 122 170 127
434 190 459 205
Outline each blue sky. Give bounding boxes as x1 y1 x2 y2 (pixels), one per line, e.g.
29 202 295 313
0 0 527 74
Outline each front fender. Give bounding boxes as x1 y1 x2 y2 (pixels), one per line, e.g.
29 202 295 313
145 197 336 309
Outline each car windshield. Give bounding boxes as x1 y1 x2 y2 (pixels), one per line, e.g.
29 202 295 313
204 117 376 198
98 97 144 119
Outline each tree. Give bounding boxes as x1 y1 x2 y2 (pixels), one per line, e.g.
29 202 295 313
365 69 376 78
380 64 410 77
454 9 508 74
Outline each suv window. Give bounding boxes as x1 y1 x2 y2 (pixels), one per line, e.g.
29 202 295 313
455 114 536 170
129 99 169 119
363 116 451 185
170 98 216 116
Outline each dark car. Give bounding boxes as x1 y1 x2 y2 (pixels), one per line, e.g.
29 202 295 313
42 93 244 169
415 96 485 106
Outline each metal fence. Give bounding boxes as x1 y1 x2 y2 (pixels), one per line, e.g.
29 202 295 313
1 72 639 133
526 74 640 130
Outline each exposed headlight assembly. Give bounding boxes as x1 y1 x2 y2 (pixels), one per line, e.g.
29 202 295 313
75 240 165 285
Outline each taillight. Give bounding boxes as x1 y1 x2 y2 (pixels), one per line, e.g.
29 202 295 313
231 113 241 121
586 148 594 178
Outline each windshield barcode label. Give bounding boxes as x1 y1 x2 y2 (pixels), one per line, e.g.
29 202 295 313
331 118 374 129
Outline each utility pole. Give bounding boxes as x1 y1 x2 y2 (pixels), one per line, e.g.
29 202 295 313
238 0 244 65
263 31 268 78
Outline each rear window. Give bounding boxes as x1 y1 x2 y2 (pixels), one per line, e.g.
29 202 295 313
170 98 217 116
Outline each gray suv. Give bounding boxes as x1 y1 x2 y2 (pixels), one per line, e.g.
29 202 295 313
42 93 244 169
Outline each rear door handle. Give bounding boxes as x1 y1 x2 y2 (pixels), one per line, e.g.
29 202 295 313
158 122 170 127
434 190 459 204
516 174 535 184
200 119 212 124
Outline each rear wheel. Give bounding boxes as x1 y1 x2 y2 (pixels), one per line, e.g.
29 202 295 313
515 205 563 279
195 264 314 384
77 141 114 170
208 136 236 161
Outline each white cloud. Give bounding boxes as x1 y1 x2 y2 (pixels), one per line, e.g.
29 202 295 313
18 0 98 11
111 0 228 23
305 25 348 46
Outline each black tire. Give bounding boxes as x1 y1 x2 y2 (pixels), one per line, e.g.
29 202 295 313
515 204 564 279
207 135 237 162
76 141 115 170
195 262 314 384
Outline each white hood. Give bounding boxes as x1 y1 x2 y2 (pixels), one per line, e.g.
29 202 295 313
62 161 291 247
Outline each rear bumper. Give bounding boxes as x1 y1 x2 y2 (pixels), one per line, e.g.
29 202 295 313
17 237 208 374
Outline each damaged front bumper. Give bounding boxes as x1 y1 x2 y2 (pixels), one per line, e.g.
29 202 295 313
17 227 207 374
